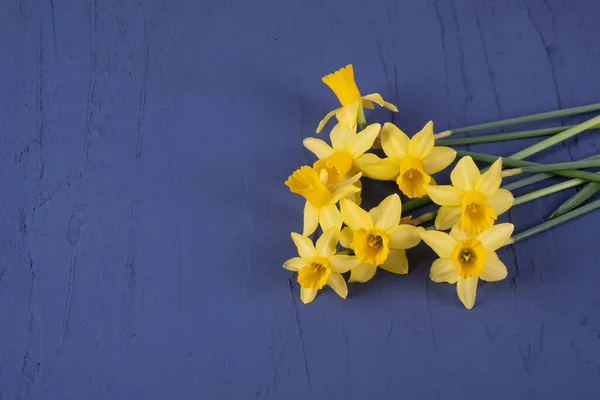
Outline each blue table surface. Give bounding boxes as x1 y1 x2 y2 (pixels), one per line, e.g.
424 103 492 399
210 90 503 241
2 1 600 399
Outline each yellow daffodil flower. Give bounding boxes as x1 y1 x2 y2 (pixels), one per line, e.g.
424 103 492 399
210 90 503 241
284 229 361 304
425 156 514 235
316 65 397 133
304 122 381 204
339 194 423 283
361 121 457 198
285 166 361 236
420 223 514 309
305 123 381 184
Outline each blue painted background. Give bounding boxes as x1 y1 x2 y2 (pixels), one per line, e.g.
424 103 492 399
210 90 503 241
2 1 600 399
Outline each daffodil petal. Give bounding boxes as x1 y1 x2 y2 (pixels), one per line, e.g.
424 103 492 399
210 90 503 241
316 228 339 258
435 206 462 231
430 258 459 283
291 232 317 260
362 94 397 111
303 202 319 236
283 257 305 271
347 123 381 158
479 252 508 282
449 225 470 241
345 184 362 205
477 223 514 252
349 263 377 283
457 277 478 309
379 249 408 274
340 198 373 230
362 93 385 106
327 272 348 298
300 287 318 304
330 123 355 150
420 230 457 258
409 121 434 159
476 157 503 196
331 172 362 191
330 184 361 203
425 184 463 206
318 203 342 231
421 146 457 174
340 227 353 248
362 99 374 109
317 108 341 134
488 189 514 215
387 225 423 249
383 101 398 112
336 102 360 127
303 138 334 159
381 122 410 159
451 156 480 190
361 159 400 180
355 153 383 170
369 194 401 230
330 255 360 273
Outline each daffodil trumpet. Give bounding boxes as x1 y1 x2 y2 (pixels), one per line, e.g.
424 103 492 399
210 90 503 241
317 64 397 133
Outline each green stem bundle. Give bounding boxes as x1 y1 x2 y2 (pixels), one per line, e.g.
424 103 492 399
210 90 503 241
439 103 600 138
549 182 600 219
507 199 600 245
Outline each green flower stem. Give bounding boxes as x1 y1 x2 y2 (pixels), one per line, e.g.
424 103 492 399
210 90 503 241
357 107 368 131
501 168 523 178
501 173 553 191
505 159 600 174
513 179 585 206
506 199 600 245
502 154 600 192
410 211 437 226
436 125 581 146
510 114 600 160
441 103 600 138
455 150 600 183
548 182 600 219
402 195 432 214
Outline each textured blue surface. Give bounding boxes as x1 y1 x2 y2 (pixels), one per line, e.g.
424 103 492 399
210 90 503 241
2 1 600 399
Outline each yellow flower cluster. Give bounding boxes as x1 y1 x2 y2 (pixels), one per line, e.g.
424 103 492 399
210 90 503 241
284 65 516 309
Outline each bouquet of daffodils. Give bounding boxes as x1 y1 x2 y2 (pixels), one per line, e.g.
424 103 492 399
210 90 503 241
284 65 600 309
